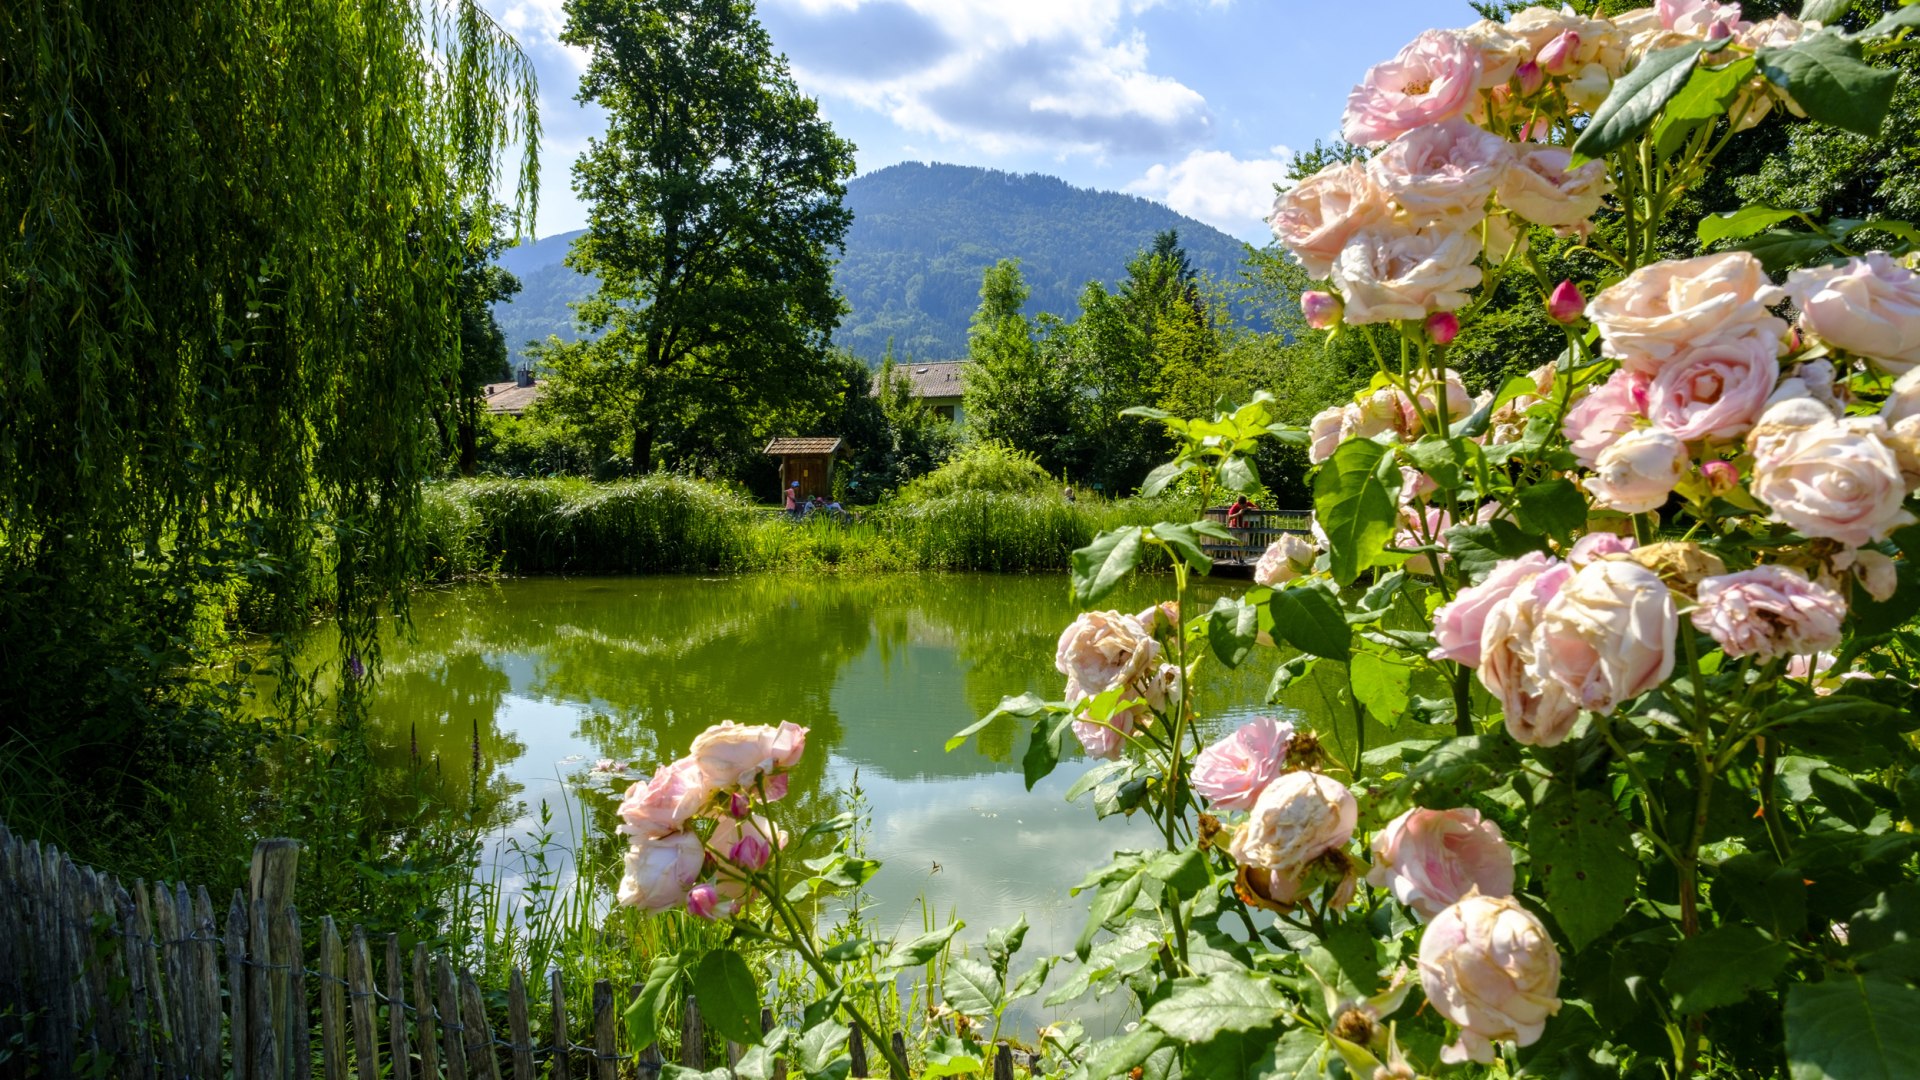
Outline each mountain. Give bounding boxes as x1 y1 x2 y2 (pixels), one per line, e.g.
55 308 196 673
491 161 1258 366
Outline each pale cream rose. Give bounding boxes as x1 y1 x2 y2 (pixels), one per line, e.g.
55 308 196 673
1785 253 1920 375
617 832 706 913
1586 252 1788 374
1230 770 1357 871
1332 226 1484 325
1750 415 1916 546
1731 16 1816 129
1746 397 1838 468
1498 146 1611 229
1567 63 1612 111
1883 367 1920 426
1418 894 1563 1064
1367 119 1511 226
1055 610 1160 701
1270 162 1391 279
1254 533 1319 586
1477 560 1583 746
1584 428 1687 514
690 721 808 790
1308 404 1350 464
1533 559 1678 716
1458 19 1530 88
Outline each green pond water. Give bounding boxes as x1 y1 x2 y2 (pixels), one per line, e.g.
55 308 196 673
320 572 1320 1029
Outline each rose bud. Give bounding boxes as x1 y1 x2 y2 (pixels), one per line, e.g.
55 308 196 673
1700 459 1739 496
728 831 772 872
1426 311 1460 346
1547 280 1585 324
1302 290 1342 330
1537 31 1580 75
1514 60 1545 96
728 791 751 818
686 884 721 920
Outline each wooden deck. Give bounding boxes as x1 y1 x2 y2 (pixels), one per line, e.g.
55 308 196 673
1200 506 1312 577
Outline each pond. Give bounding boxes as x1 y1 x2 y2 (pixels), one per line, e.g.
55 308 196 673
308 573 1323 1034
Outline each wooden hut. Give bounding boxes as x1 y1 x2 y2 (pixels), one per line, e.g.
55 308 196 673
765 437 845 500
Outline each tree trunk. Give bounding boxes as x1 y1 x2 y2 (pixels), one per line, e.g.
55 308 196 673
630 424 653 474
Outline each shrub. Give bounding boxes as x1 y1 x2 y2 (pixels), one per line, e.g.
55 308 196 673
894 441 1058 503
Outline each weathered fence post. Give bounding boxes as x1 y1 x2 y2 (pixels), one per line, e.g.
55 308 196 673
847 1023 867 1078
992 1043 1014 1080
508 967 536 1080
548 969 572 1080
386 934 412 1080
891 1032 910 1078
347 926 379 1080
681 995 706 1068
415 945 443 1080
437 956 470 1080
248 839 299 1079
591 980 616 1080
460 968 503 1080
319 919 347 1080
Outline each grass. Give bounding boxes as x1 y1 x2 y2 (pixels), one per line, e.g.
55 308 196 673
422 476 1193 578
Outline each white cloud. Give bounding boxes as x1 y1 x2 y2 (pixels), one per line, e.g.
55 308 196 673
1127 147 1291 239
761 0 1215 159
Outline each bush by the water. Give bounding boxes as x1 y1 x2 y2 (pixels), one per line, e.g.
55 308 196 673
893 441 1057 502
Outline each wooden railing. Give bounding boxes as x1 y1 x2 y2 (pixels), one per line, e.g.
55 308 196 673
1199 507 1311 564
0 822 1018 1079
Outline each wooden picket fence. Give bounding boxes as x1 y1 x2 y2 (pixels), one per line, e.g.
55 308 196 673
0 822 1024 1080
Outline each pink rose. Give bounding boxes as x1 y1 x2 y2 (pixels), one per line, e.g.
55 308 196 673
1750 416 1914 547
1547 280 1585 324
1746 397 1838 467
1644 337 1780 442
1430 551 1558 668
1308 405 1348 464
1788 652 1872 696
1586 253 1788 375
1332 226 1484 325
1343 30 1483 146
1535 560 1678 715
1563 370 1647 467
1269 162 1389 279
710 813 784 889
1658 0 1750 38
1567 532 1636 569
1883 366 1920 427
1692 566 1848 661
1584 428 1687 514
1192 716 1296 812
1368 808 1516 922
1056 610 1161 700
1418 894 1563 1064
1254 534 1317 586
1366 120 1511 226
1398 505 1453 577
1301 289 1342 330
616 831 705 913
1497 146 1610 229
617 757 713 841
1354 385 1422 439
1476 559 1582 746
690 721 808 790
1229 770 1357 870
1785 253 1920 375
686 884 722 920
1416 368 1477 429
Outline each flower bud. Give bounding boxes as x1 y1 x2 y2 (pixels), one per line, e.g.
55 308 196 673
728 832 772 872
1547 280 1585 324
1537 31 1580 75
762 772 790 803
1700 459 1739 496
1514 60 1544 96
686 884 721 920
1426 311 1460 346
1302 290 1342 330
728 791 750 818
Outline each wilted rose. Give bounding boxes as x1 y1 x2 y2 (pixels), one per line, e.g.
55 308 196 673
1785 253 1920 375
1332 227 1484 324
1585 252 1787 375
1534 560 1678 715
1193 716 1296 813
1476 560 1581 746
1418 893 1563 1064
617 831 705 913
617 757 712 841
1229 770 1357 872
1343 30 1483 146
1836 548 1900 602
1584 428 1687 514
1368 808 1516 922
1750 416 1914 547
1692 566 1848 661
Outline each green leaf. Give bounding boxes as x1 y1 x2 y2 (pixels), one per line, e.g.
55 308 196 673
623 953 684 1052
1266 654 1317 701
1699 204 1805 247
1445 520 1550 585
1862 5 1920 39
1151 521 1214 574
1083 1027 1172 1080
1144 847 1209 895
1349 650 1413 726
1184 1024 1324 1080
1141 459 1197 497
1071 527 1144 605
1652 56 1757 160
1023 710 1078 790
1731 227 1841 272
882 921 963 970
1513 478 1589 544
945 693 1050 752
1531 785 1639 951
1850 886 1920 978
986 915 1029 971
1572 41 1710 161
1143 972 1291 1042
1404 735 1522 807
1269 584 1353 662
1786 975 1920 1080
822 939 871 964
920 1033 987 1078
793 1019 851 1080
1313 438 1399 586
692 949 763 1046
1077 868 1145 959
796 812 859 848
1008 956 1053 1002
1663 924 1790 1013
1207 596 1260 668
1800 0 1853 24
1758 30 1899 136
1219 454 1261 494
943 956 1003 1018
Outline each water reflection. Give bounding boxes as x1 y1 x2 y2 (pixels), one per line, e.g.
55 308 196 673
297 573 1299 1032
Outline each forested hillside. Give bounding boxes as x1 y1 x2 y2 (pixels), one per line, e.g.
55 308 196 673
492 161 1257 365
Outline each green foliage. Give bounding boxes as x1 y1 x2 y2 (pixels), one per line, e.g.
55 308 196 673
896 442 1057 503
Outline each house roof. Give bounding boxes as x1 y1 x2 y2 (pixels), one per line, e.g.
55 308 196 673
899 361 966 399
765 437 844 456
482 380 542 415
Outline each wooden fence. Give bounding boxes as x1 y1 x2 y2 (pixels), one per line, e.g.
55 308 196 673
1199 506 1311 566
0 823 1026 1080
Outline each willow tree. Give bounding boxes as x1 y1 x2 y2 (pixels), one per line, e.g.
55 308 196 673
0 2 537 762
554 0 856 473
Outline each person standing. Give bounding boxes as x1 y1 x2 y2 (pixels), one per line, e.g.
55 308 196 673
784 481 800 517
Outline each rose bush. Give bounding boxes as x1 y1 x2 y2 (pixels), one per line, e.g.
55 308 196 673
614 4 1920 1077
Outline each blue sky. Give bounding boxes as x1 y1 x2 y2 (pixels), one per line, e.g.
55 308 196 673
480 0 1453 243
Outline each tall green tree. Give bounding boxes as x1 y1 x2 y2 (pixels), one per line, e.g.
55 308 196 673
0 0 536 762
962 260 1078 473
558 0 856 473
452 207 525 476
